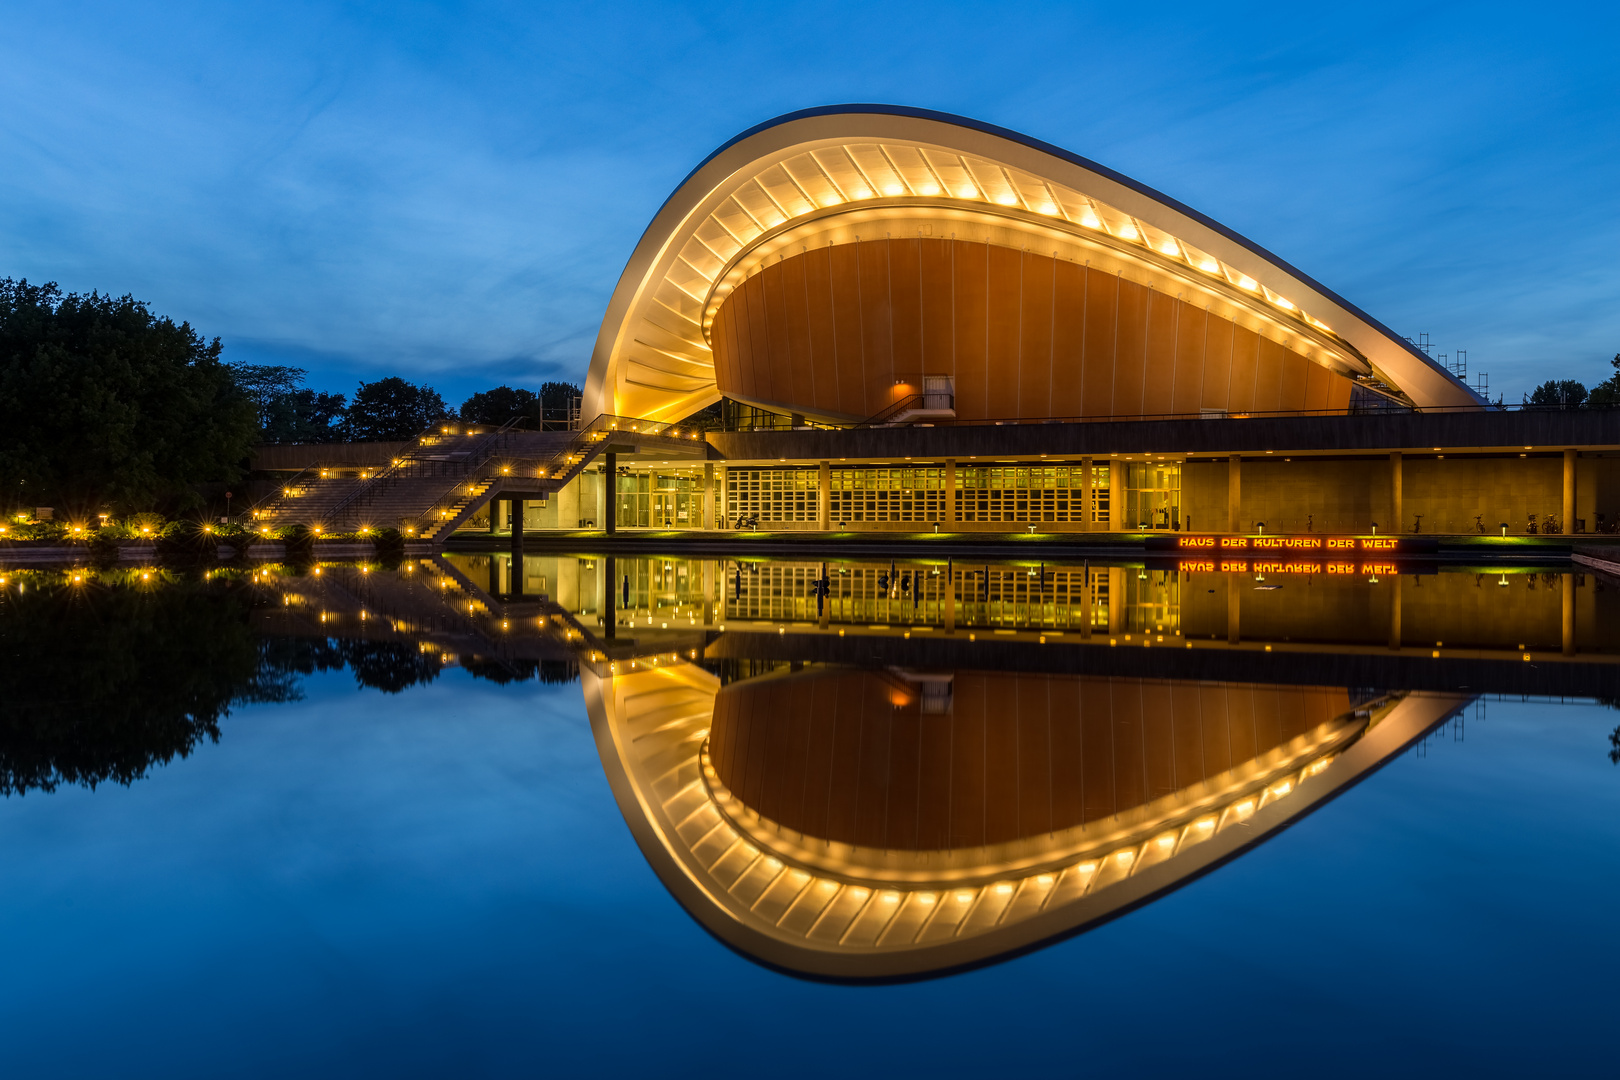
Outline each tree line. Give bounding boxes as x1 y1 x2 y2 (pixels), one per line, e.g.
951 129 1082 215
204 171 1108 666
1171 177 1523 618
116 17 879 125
232 365 582 443
1 278 578 514
1526 356 1620 408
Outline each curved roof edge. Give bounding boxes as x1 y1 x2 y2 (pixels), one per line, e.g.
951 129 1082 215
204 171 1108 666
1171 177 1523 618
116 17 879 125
586 104 1483 420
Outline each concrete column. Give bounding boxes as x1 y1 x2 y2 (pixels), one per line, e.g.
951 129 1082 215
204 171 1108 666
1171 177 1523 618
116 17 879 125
1227 456 1242 534
717 466 728 529
1110 461 1124 531
604 454 616 535
1564 450 1576 533
1081 457 1093 533
702 463 715 530
944 458 957 529
1563 572 1575 655
492 499 506 533
702 559 715 626
1108 568 1124 633
1079 564 1092 639
1390 452 1403 535
508 496 524 560
1226 572 1240 644
1388 574 1402 650
818 461 831 531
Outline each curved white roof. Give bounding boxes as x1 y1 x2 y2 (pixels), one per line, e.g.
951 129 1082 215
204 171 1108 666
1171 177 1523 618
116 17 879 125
585 105 1481 422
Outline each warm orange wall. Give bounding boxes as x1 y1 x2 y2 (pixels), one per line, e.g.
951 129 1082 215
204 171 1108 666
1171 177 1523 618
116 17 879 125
709 670 1349 851
711 238 1355 421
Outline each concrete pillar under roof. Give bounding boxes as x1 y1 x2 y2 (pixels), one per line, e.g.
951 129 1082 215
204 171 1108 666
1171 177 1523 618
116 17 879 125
1563 572 1575 655
818 461 831 531
1081 457 1093 533
1390 452 1403 535
703 462 715 530
1227 456 1242 534
1564 449 1576 533
604 454 616 534
509 496 524 561
944 458 957 529
1388 574 1402 651
1226 572 1240 644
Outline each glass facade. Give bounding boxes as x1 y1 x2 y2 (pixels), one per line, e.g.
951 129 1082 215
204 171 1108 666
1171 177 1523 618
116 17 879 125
724 468 819 524
615 471 709 528
1124 462 1181 530
957 465 1110 524
829 467 946 524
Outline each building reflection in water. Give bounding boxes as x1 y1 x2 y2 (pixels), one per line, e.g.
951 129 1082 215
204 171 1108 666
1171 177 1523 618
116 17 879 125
7 551 1615 979
587 660 1470 981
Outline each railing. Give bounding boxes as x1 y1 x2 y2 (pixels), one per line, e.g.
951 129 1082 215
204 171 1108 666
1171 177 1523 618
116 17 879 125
248 462 319 518
858 392 956 427
415 413 708 536
706 399 1620 434
322 414 529 525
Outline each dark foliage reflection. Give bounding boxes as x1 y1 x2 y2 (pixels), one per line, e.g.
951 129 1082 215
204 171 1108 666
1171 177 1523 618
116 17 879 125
0 568 575 796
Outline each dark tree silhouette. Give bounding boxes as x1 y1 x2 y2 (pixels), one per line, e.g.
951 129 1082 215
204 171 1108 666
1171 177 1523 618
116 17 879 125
341 377 448 441
0 278 256 512
0 576 290 795
459 385 538 427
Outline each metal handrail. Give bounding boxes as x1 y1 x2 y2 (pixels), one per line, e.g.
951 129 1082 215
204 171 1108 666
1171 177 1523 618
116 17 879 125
322 413 528 525
247 462 320 516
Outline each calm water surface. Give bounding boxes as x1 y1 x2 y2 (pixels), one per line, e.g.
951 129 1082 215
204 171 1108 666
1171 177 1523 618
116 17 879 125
2 557 1617 1077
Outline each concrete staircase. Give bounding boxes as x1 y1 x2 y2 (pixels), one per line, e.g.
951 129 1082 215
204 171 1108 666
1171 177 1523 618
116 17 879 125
250 414 705 541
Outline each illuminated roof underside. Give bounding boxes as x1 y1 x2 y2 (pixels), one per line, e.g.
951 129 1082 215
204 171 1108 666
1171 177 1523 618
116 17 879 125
587 106 1481 422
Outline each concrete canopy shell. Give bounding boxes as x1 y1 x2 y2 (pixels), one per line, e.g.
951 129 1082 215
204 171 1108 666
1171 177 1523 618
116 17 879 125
585 105 1481 424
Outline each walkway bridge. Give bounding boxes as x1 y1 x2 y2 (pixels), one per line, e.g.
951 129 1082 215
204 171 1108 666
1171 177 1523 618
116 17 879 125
251 414 706 542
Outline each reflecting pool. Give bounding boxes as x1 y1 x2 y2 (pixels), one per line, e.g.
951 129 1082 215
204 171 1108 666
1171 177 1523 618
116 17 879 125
2 556 1618 1075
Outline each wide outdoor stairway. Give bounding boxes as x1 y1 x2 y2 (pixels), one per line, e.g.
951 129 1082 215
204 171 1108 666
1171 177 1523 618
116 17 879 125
251 419 699 540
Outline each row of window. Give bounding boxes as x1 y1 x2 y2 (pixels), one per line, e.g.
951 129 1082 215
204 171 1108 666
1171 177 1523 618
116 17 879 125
725 466 1121 524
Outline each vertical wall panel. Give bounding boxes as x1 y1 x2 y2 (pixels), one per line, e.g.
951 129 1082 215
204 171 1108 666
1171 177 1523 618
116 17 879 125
1201 314 1234 412
1277 350 1307 415
856 239 894 417
775 255 815 410
1141 289 1178 416
802 247 838 414
1229 325 1261 412
1253 337 1286 413
1172 301 1208 414
1050 260 1086 417
953 241 990 421
1080 267 1117 418
1326 370 1354 411
918 238 955 381
1303 360 1330 413
1017 252 1057 419
950 675 988 849
985 245 1023 419
828 243 865 417
1112 279 1149 417
888 238 923 380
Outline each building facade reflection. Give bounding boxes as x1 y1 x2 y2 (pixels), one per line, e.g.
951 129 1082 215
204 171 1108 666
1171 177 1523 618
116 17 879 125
586 658 1471 981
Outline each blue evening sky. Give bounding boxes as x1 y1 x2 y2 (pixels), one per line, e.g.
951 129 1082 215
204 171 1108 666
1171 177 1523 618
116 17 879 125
2 1 1617 408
